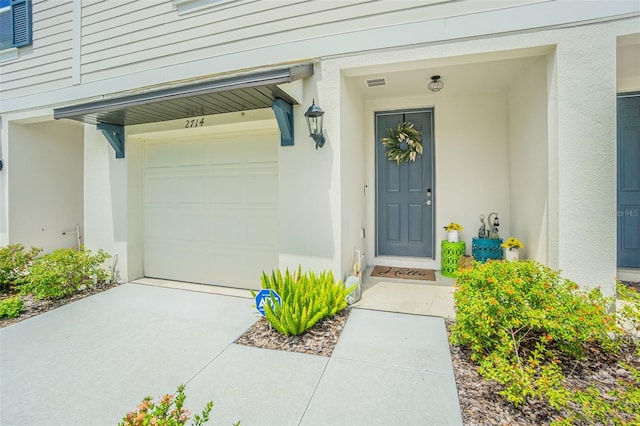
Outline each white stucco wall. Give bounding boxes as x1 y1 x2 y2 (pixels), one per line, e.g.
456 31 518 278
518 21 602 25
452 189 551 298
0 118 7 247
435 92 511 252
277 67 342 275
553 27 617 296
126 136 143 281
339 73 367 279
83 124 129 280
7 120 83 253
507 57 549 263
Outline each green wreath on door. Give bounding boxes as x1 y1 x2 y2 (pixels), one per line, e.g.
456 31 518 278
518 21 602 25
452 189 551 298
380 121 423 165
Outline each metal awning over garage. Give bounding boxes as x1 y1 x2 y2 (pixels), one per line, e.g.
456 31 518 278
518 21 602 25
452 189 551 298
54 63 312 157
54 64 312 126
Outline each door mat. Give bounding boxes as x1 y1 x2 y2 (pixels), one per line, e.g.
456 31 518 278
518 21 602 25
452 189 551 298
370 266 436 282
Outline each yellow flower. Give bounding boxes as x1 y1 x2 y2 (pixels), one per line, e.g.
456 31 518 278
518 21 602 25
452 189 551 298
444 222 463 232
501 237 523 249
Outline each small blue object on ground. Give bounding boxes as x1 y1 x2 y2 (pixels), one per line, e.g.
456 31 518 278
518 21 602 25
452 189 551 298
254 289 281 316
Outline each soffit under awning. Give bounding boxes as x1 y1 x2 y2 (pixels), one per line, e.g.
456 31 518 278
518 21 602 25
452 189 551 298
53 64 313 126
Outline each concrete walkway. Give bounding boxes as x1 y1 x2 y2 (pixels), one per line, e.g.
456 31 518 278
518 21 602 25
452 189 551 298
0 283 462 426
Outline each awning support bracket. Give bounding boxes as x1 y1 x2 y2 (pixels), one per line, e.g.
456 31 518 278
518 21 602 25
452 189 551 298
97 123 125 158
272 98 294 146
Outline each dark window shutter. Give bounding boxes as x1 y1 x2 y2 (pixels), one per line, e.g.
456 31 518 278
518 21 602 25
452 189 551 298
10 0 32 48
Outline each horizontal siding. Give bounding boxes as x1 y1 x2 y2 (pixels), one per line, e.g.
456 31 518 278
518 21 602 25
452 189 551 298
79 0 542 83
0 0 560 103
1 0 73 99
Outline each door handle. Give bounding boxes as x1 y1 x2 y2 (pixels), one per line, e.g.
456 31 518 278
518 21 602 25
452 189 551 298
423 200 432 206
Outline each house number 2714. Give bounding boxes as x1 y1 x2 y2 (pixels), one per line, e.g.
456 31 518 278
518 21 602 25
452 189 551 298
185 117 205 128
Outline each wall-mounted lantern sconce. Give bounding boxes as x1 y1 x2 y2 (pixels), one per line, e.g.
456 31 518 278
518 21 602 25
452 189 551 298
428 75 444 92
304 99 325 149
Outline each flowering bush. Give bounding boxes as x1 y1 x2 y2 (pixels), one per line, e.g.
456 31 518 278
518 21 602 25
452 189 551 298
119 384 217 426
501 237 523 250
451 260 640 424
443 222 463 232
0 244 42 293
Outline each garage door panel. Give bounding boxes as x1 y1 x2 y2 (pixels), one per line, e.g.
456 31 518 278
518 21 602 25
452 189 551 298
173 140 208 167
146 176 178 204
247 172 277 205
146 143 174 168
173 176 206 204
247 138 278 163
174 211 209 241
145 208 208 242
240 249 278 290
208 246 276 289
145 245 276 289
246 209 278 246
208 139 244 165
144 131 279 288
207 174 244 204
208 248 247 287
144 208 170 240
145 241 210 283
207 211 247 244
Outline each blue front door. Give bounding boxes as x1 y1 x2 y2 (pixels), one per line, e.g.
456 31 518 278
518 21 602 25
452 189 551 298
376 110 434 257
618 94 640 268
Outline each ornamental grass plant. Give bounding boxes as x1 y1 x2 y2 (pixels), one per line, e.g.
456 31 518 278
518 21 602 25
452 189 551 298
255 266 354 336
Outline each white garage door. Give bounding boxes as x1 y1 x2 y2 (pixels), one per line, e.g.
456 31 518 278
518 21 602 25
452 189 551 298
143 131 279 289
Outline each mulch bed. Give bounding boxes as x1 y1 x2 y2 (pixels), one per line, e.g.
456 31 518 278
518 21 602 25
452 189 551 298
622 280 640 293
235 308 351 357
445 319 640 425
0 280 121 329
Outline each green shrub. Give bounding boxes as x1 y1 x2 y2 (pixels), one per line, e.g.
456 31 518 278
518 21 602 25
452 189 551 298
255 267 354 336
451 260 640 424
119 384 219 426
0 295 24 319
0 244 42 293
452 260 618 361
554 361 640 425
18 247 110 300
617 282 640 343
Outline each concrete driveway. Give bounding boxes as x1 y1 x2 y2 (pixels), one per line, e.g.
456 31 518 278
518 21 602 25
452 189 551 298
0 283 462 425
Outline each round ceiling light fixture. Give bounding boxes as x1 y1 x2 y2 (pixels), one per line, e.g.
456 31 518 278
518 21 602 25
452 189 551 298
428 75 444 92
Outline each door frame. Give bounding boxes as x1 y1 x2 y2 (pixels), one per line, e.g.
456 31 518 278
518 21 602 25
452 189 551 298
374 107 436 259
617 91 640 269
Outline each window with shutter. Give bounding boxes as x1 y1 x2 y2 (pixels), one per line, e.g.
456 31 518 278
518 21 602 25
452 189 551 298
0 0 10 51
10 0 32 48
